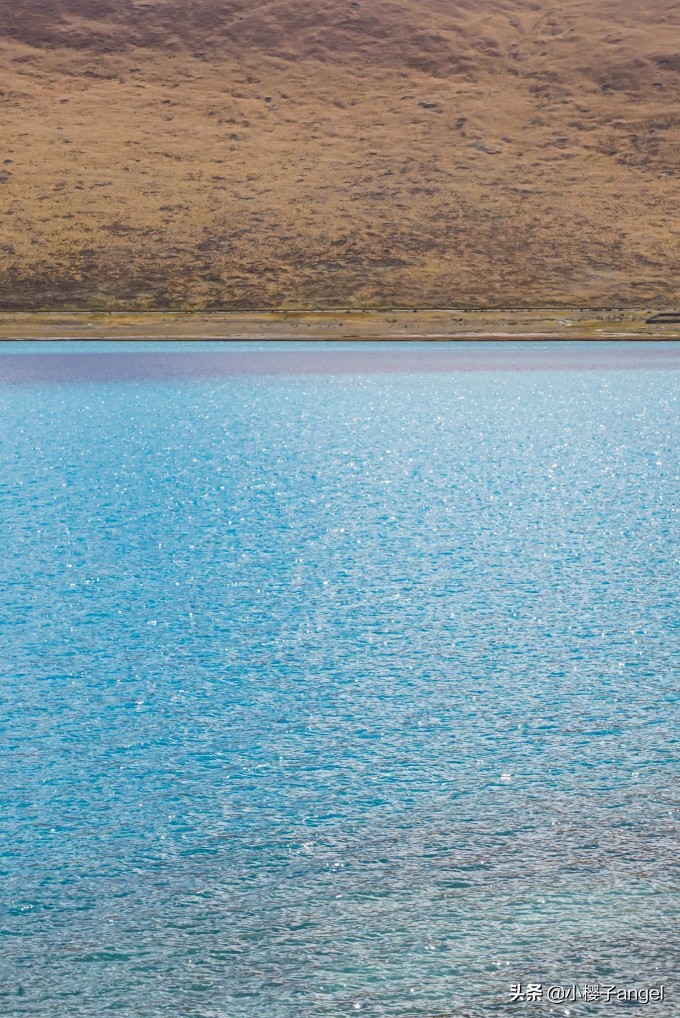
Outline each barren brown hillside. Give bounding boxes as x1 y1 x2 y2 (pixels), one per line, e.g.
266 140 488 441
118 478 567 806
1 0 679 309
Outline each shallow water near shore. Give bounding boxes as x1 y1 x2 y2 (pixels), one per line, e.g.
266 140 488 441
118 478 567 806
0 338 678 380
0 342 677 1016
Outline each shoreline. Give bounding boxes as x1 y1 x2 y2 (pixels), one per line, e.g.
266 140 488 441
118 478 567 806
0 308 678 342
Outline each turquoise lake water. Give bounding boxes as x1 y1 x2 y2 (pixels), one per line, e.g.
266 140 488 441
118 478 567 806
0 342 677 1016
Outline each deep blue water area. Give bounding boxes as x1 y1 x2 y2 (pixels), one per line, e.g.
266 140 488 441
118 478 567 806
0 342 677 1016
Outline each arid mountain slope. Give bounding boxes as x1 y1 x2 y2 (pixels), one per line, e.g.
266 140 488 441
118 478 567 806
1 0 679 309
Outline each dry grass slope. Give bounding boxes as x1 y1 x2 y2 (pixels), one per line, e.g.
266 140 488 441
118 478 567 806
1 0 679 309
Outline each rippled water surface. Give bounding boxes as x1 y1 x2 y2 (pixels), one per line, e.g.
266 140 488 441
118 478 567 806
0 342 677 1016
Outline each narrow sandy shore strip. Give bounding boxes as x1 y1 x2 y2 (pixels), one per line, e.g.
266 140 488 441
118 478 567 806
0 309 678 341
